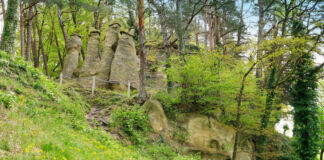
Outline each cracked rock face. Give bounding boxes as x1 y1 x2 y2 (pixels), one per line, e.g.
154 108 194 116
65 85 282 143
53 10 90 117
109 29 140 90
96 23 121 87
62 35 82 78
79 30 101 87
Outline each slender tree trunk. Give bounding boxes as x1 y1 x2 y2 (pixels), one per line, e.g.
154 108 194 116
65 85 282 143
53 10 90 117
205 5 214 51
0 0 19 53
137 0 147 104
93 0 102 29
232 62 257 160
36 17 49 77
50 12 63 70
256 0 264 85
214 12 220 46
1 0 6 21
194 18 199 47
320 149 323 160
32 20 38 68
221 12 226 53
57 6 68 50
19 1 24 57
204 18 208 51
237 0 244 46
25 7 33 61
176 0 183 54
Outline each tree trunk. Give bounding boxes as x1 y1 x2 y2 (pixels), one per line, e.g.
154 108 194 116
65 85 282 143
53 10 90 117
1 0 6 21
256 0 264 85
237 0 244 46
214 12 220 46
232 62 257 160
320 149 323 160
176 0 184 54
57 6 68 50
32 20 38 68
221 12 226 54
137 0 147 104
25 7 33 61
50 13 63 70
205 5 214 51
204 18 208 51
36 17 49 77
194 19 199 47
0 0 19 53
93 0 102 29
19 1 24 57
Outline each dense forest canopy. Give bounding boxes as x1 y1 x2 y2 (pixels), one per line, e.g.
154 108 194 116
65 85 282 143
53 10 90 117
0 0 323 159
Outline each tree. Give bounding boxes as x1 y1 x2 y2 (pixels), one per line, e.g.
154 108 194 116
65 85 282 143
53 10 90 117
290 21 321 160
0 0 19 53
137 0 147 104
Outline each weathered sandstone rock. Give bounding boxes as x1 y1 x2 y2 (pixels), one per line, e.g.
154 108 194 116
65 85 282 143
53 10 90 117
62 34 82 78
109 29 140 90
79 29 101 87
143 99 168 132
96 23 121 87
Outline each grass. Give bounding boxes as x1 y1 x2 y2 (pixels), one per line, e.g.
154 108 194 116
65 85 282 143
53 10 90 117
0 51 198 160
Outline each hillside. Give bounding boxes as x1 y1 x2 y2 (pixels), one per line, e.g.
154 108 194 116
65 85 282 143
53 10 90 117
0 51 197 160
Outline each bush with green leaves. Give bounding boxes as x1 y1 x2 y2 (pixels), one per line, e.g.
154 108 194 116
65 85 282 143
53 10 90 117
167 50 264 125
111 105 150 144
153 91 180 118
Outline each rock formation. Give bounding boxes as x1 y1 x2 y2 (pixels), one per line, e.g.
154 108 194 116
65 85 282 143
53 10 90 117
109 29 140 91
143 99 168 132
62 34 82 78
79 29 101 87
96 23 121 87
144 99 254 160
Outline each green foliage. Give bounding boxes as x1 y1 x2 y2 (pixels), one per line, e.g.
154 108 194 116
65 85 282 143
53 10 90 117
167 49 264 127
0 0 18 53
111 105 150 144
0 91 16 109
153 91 180 118
290 52 320 160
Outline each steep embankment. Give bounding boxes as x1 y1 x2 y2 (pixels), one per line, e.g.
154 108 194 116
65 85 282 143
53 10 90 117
0 52 150 159
0 51 197 160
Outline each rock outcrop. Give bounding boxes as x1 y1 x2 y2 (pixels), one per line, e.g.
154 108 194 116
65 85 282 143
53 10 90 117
79 29 101 87
62 34 82 78
143 99 168 132
177 114 253 160
96 23 121 87
109 29 140 91
144 99 254 160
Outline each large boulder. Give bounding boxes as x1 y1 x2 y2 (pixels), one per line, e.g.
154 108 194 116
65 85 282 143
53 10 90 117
177 114 253 160
96 23 121 87
62 34 82 78
109 29 140 91
79 29 101 87
143 99 168 132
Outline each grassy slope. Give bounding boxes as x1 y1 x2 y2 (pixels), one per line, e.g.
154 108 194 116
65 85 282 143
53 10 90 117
0 51 145 159
0 51 198 160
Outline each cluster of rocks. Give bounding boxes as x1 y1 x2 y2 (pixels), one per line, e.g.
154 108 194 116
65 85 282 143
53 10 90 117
62 23 140 90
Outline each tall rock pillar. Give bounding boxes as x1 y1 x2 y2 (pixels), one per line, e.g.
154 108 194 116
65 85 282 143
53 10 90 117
62 34 82 79
109 29 140 91
79 29 101 87
96 23 121 87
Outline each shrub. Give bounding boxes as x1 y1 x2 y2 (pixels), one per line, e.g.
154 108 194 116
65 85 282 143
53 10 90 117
0 91 16 108
153 91 180 118
111 105 150 144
